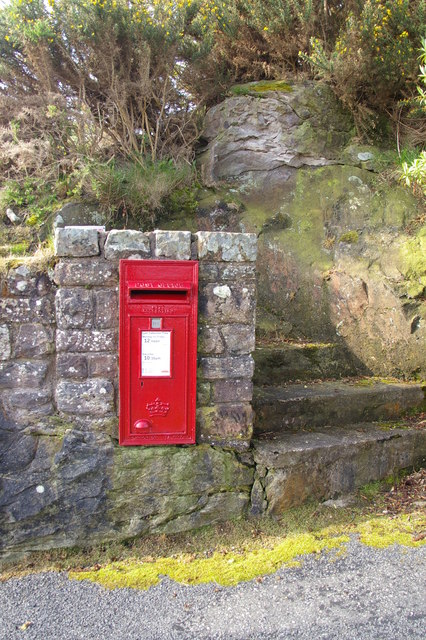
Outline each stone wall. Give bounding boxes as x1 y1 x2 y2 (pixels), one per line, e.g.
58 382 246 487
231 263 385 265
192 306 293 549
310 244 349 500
0 229 257 556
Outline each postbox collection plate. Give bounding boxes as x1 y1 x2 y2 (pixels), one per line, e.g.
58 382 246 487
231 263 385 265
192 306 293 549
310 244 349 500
119 260 198 445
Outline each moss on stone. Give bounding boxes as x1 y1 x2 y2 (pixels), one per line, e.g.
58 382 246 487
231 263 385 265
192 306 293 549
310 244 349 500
399 225 426 298
230 80 293 97
339 231 359 244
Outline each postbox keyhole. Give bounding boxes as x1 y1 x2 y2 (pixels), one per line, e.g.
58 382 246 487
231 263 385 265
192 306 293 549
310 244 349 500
140 381 144 388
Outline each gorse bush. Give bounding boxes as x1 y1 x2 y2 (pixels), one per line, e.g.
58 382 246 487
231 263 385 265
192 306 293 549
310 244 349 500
0 0 210 225
304 0 426 136
0 0 424 229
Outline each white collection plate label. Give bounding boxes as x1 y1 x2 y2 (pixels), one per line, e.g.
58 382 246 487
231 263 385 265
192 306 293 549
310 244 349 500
141 331 171 377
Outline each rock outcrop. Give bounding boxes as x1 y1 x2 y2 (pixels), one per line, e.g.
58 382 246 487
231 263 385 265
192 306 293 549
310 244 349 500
197 80 425 378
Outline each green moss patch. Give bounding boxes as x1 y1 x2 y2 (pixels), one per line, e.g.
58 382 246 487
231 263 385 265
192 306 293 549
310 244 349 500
338 231 359 244
69 508 426 591
69 531 348 590
358 512 425 549
230 80 293 97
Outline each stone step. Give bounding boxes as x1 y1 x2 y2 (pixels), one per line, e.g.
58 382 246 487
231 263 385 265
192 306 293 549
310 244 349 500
251 422 426 515
253 379 425 435
253 342 363 385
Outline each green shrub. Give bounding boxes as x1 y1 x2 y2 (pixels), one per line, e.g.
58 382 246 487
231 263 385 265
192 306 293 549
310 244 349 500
303 1 425 136
399 38 426 197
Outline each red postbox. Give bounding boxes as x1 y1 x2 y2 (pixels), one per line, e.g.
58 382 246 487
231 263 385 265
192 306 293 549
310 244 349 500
119 260 198 446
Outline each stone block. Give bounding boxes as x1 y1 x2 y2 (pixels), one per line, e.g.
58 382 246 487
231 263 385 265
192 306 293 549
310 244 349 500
56 379 115 415
199 355 254 380
54 202 106 228
0 361 49 389
211 379 253 403
197 403 253 446
199 283 256 324
56 329 117 353
88 354 118 378
94 289 119 329
3 388 54 422
221 324 256 355
4 266 54 298
56 354 88 380
104 229 150 260
153 230 192 260
55 226 101 257
198 326 224 355
13 324 55 358
0 297 55 325
5 265 36 297
0 325 11 360
53 259 118 287
195 232 257 262
250 478 267 516
56 288 93 329
111 444 253 503
253 426 426 514
198 262 256 283
197 382 211 405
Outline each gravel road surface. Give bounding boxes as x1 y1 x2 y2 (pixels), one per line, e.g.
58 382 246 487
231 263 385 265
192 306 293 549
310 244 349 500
1 538 425 640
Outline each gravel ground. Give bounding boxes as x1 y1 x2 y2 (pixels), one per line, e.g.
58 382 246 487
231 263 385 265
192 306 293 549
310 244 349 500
0 538 425 640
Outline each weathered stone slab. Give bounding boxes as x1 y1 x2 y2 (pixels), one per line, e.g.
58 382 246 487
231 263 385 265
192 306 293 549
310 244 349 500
254 380 426 435
104 229 150 260
55 226 101 257
197 403 253 447
153 230 192 260
12 324 55 358
199 355 254 380
221 324 256 355
56 329 117 353
55 288 93 329
53 259 118 287
199 283 256 324
211 379 253 403
0 297 55 325
196 232 257 262
0 325 11 360
198 262 256 283
56 379 115 415
252 425 426 514
94 289 119 329
0 361 49 389
56 354 88 380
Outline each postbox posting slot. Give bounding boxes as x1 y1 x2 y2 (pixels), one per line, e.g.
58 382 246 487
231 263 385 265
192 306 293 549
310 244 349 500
129 289 189 303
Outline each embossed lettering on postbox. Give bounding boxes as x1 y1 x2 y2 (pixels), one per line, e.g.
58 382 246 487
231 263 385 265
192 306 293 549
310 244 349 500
119 260 198 445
